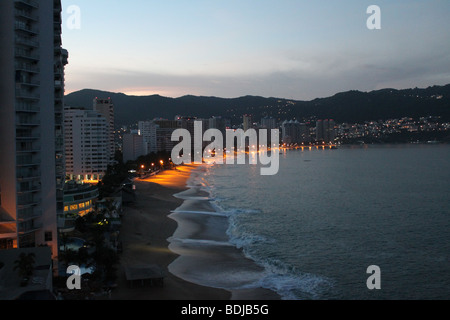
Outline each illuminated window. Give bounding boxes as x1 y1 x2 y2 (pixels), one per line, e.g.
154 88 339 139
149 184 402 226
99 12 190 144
79 202 85 209
70 204 78 211
64 206 69 212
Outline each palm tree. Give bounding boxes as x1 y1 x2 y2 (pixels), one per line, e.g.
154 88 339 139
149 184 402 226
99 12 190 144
13 252 35 286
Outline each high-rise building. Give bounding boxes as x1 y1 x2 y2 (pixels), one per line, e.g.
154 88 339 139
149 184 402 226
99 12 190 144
326 119 336 143
0 0 68 259
154 120 182 153
64 107 109 182
282 120 311 144
138 120 158 155
261 117 278 130
316 120 324 142
209 116 227 135
243 114 253 132
93 97 115 163
316 119 336 143
123 133 145 163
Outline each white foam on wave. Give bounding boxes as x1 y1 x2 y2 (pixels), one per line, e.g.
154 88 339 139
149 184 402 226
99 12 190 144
220 203 334 300
257 271 333 300
171 210 229 217
170 238 235 247
175 195 213 201
170 163 334 300
228 231 276 250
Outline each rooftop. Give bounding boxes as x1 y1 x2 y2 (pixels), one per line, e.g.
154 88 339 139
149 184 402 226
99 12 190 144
0 247 53 300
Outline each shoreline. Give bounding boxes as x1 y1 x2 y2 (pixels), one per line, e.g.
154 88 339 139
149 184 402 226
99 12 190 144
111 164 230 300
111 164 280 300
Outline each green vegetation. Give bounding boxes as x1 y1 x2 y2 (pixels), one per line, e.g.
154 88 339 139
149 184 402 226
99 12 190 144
13 253 35 286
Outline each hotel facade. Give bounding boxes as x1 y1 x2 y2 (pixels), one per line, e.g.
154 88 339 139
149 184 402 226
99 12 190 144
64 107 109 182
93 97 115 164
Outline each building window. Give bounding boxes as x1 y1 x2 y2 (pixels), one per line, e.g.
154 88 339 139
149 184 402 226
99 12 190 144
45 231 53 242
0 239 14 250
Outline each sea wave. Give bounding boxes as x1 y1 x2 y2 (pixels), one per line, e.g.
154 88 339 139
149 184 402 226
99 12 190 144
171 209 229 217
170 238 235 247
171 163 333 300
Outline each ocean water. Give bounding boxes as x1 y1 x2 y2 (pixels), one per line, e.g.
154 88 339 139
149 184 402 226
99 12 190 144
168 144 450 300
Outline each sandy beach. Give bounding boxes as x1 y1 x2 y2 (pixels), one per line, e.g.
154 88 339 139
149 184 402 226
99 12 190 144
111 164 280 300
111 165 229 300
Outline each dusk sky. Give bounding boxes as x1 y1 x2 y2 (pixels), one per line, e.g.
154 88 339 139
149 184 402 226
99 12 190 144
61 0 450 100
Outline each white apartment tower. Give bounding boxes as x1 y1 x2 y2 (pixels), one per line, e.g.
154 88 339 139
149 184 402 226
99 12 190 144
64 107 109 182
0 0 68 259
93 97 115 163
138 120 158 155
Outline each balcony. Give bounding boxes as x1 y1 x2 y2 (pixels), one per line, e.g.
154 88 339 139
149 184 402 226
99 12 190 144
15 89 40 100
18 80 40 88
14 0 39 9
16 132 40 140
16 143 40 153
15 62 40 73
14 9 39 21
18 221 43 234
17 184 41 194
16 78 40 87
16 155 41 166
54 67 63 75
16 171 41 182
15 22 39 35
18 208 42 221
16 117 40 127
16 103 39 113
15 36 39 48
17 193 40 207
15 48 39 61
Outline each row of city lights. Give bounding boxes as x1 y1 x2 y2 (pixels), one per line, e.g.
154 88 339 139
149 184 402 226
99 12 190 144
140 160 165 170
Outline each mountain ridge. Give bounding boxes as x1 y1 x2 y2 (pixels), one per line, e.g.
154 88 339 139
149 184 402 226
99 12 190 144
64 84 450 126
